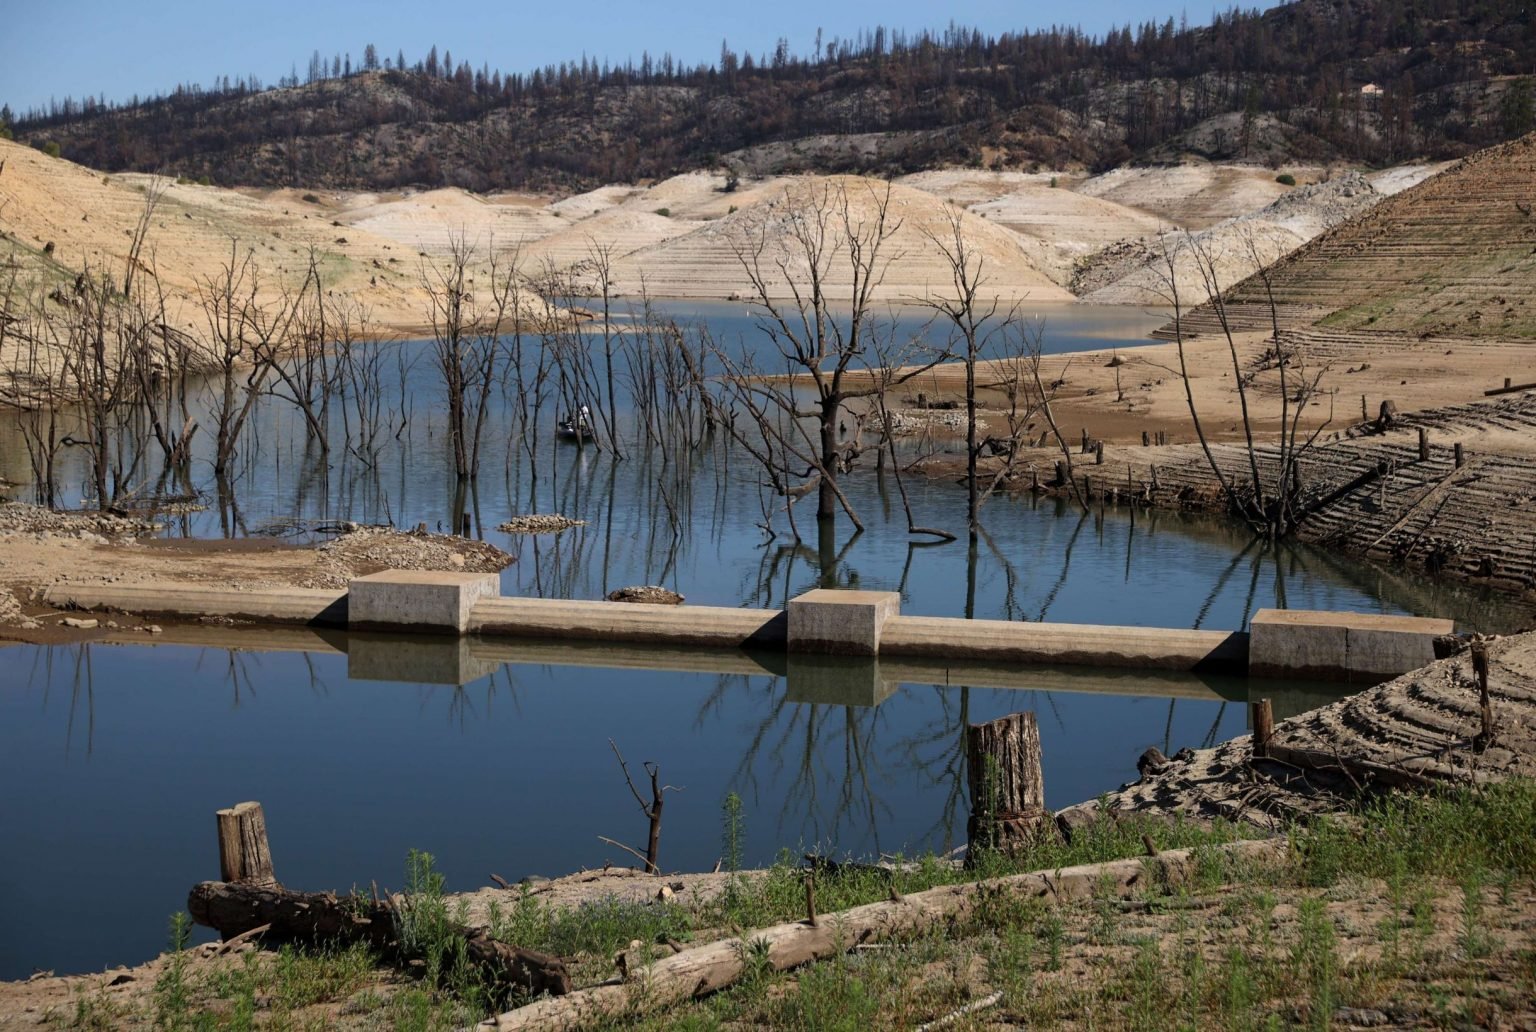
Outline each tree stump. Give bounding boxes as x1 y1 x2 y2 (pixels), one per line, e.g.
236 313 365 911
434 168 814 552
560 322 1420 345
966 712 1048 855
217 802 277 888
1251 698 1274 759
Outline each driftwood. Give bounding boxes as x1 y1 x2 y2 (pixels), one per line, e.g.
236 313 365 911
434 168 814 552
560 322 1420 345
187 880 571 998
478 839 1283 1030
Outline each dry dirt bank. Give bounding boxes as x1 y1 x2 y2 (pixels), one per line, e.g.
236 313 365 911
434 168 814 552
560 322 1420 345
1077 627 1536 831
0 504 510 643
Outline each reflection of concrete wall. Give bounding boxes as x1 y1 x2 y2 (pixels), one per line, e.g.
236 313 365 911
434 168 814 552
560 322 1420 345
348 633 502 686
784 655 897 707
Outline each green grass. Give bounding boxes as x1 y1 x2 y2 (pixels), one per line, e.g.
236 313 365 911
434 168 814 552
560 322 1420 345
59 781 1536 1030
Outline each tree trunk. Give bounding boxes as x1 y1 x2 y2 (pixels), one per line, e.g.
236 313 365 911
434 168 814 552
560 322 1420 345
966 712 1049 854
186 880 571 998
818 397 839 522
482 839 1282 1031
217 801 277 888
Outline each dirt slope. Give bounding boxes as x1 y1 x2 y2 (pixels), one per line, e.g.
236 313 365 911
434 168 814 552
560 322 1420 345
1219 131 1536 338
607 175 1075 303
0 138 435 334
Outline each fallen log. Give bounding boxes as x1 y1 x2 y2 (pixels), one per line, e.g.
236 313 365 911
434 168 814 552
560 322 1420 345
477 838 1283 1031
188 880 571 998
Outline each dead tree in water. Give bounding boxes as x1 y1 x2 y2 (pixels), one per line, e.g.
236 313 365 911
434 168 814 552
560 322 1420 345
422 235 518 481
712 180 949 543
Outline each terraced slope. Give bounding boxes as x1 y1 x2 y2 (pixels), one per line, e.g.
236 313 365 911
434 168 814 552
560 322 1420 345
1221 132 1536 338
607 175 1075 303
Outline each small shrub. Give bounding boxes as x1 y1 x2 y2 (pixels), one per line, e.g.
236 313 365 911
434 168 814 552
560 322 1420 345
655 207 672 217
302 193 321 204
41 140 61 158
1275 173 1296 186
1049 176 1059 188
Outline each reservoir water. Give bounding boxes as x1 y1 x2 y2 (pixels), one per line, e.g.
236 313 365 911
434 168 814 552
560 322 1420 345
1 302 1529 979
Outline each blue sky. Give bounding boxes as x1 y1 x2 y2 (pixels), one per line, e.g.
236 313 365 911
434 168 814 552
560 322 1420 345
1 0 1282 117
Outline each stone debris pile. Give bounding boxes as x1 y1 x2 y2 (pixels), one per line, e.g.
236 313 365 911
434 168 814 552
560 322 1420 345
497 514 587 534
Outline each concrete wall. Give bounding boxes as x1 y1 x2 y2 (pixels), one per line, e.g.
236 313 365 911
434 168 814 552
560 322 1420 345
1248 608 1454 683
348 570 499 634
41 581 1457 688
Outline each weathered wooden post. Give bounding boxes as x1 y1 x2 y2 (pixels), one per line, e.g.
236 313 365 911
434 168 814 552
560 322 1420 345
217 801 278 888
1418 427 1430 461
1095 441 1105 465
1142 430 1150 447
1361 394 1368 422
1054 459 1069 486
1454 442 1465 468
1251 698 1274 759
966 712 1047 856
1471 642 1493 753
1080 428 1089 454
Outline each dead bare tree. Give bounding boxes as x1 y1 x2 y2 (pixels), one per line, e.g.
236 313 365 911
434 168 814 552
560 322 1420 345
1155 229 1333 539
421 235 519 482
605 738 680 875
712 179 950 543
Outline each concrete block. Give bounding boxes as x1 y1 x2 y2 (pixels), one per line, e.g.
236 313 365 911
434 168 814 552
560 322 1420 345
347 633 503 686
786 589 900 656
348 570 500 634
1249 609 1453 683
784 654 896 708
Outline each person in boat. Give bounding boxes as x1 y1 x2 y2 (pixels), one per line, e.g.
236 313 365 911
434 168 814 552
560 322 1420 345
577 404 591 430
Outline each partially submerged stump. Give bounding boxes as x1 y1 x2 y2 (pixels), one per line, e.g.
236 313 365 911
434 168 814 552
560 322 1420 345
966 712 1049 853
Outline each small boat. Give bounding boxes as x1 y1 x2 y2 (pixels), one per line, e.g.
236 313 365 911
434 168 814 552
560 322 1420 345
556 418 594 442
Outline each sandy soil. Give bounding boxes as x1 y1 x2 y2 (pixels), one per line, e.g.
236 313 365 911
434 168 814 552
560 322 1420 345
3 140 1425 336
1074 628 1536 831
0 505 511 643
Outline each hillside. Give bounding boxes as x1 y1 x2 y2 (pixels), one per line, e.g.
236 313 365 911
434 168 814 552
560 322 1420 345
8 0 1535 193
1218 130 1536 337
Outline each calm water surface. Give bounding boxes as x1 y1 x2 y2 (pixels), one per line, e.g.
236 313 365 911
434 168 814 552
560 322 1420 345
1 302 1530 978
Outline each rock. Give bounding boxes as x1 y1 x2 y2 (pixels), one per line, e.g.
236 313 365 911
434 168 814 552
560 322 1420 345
655 884 675 902
497 513 586 534
606 586 685 605
1136 747 1171 778
62 617 99 629
146 625 163 635
106 973 134 986
1333 1008 1390 1027
1054 804 1100 843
